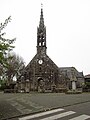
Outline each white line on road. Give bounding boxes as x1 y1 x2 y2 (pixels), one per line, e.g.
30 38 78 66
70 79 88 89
40 111 76 120
69 114 90 120
19 108 64 120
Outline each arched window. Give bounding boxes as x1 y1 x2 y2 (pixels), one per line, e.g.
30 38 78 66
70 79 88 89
39 42 41 46
43 42 45 46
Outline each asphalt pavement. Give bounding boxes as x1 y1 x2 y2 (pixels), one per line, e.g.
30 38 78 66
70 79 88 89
0 92 90 120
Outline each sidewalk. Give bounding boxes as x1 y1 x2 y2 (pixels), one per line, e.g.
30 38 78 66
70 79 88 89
0 92 90 120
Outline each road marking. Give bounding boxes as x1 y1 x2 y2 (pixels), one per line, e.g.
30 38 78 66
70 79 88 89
69 114 90 120
40 111 76 120
10 100 32 114
19 108 64 120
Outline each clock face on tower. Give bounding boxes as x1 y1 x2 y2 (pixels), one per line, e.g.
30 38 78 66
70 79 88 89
38 59 43 64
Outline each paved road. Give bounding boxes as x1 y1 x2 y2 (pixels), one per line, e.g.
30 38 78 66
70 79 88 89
64 101 90 116
0 92 90 120
18 102 90 120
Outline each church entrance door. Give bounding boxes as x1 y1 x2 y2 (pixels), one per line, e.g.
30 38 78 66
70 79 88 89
38 78 45 92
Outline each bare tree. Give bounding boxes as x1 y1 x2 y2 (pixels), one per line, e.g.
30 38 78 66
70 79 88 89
5 52 25 85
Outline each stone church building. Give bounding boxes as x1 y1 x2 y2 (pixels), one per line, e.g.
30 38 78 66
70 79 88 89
17 7 84 92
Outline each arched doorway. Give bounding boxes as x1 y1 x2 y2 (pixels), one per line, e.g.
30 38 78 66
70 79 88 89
38 77 45 92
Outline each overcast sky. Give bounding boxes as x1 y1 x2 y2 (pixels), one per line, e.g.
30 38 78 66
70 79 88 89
0 0 90 75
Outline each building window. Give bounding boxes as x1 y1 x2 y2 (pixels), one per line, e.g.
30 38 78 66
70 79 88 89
39 42 41 46
43 42 44 46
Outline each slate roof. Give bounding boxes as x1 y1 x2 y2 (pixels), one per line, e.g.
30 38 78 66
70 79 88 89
59 67 84 80
85 74 90 78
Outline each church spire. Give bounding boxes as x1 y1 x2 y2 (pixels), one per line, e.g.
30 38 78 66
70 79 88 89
39 3 44 29
37 4 47 54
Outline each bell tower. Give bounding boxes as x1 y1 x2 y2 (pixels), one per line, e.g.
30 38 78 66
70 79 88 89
37 4 47 54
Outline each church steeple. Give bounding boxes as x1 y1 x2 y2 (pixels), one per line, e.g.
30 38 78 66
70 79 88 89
37 4 47 54
39 4 44 29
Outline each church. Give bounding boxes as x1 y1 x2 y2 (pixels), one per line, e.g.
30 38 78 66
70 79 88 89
17 6 84 93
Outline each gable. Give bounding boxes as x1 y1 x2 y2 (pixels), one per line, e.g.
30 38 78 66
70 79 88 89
25 53 59 73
